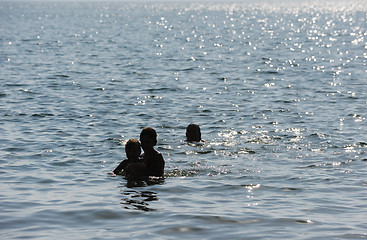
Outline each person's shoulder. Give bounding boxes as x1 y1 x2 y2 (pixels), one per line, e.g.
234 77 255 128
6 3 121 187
153 149 162 156
121 159 132 167
113 158 130 175
156 151 164 161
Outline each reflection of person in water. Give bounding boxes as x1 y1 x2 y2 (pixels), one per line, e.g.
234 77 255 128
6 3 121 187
120 189 158 212
140 127 165 177
186 123 203 142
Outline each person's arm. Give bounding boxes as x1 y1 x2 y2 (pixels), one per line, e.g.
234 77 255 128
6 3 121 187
113 160 128 175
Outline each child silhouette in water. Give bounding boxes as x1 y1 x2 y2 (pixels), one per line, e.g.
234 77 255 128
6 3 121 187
140 127 165 177
112 139 146 178
186 123 202 142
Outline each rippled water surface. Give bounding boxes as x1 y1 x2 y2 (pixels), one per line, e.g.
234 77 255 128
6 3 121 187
1 0 367 239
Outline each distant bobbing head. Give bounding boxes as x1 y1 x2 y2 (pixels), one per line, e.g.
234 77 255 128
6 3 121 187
186 123 201 142
140 127 158 151
125 139 141 160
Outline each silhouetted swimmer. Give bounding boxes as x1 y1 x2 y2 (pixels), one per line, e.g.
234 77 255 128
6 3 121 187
140 127 165 177
111 139 146 179
186 123 203 142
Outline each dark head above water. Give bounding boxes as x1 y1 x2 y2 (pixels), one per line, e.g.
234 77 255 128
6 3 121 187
140 127 158 152
125 138 141 161
186 123 201 142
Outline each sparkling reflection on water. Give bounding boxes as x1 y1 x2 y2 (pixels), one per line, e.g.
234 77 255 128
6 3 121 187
1 0 367 239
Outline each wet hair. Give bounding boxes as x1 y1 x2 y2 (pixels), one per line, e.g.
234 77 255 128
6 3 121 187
125 139 141 152
186 123 201 142
140 127 157 141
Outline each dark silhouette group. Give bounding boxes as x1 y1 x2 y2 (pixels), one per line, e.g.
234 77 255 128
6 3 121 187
111 124 202 179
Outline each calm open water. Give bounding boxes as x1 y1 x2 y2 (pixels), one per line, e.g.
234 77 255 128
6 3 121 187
1 0 367 239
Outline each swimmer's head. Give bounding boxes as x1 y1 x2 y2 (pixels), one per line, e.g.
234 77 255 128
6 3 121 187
125 139 141 160
186 123 201 142
140 127 158 150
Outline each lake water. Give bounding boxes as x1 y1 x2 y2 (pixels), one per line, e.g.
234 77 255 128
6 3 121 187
1 0 367 239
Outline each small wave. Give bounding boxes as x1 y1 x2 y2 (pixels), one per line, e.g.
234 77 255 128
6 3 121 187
47 74 70 79
337 233 367 239
38 178 58 184
31 113 55 118
4 147 26 152
50 159 77 167
159 225 206 235
257 70 280 74
5 83 27 87
302 159 354 169
147 87 179 92
279 187 304 192
272 218 315 225
93 209 126 219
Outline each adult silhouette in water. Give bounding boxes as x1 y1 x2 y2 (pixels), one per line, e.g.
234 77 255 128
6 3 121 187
140 127 165 177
